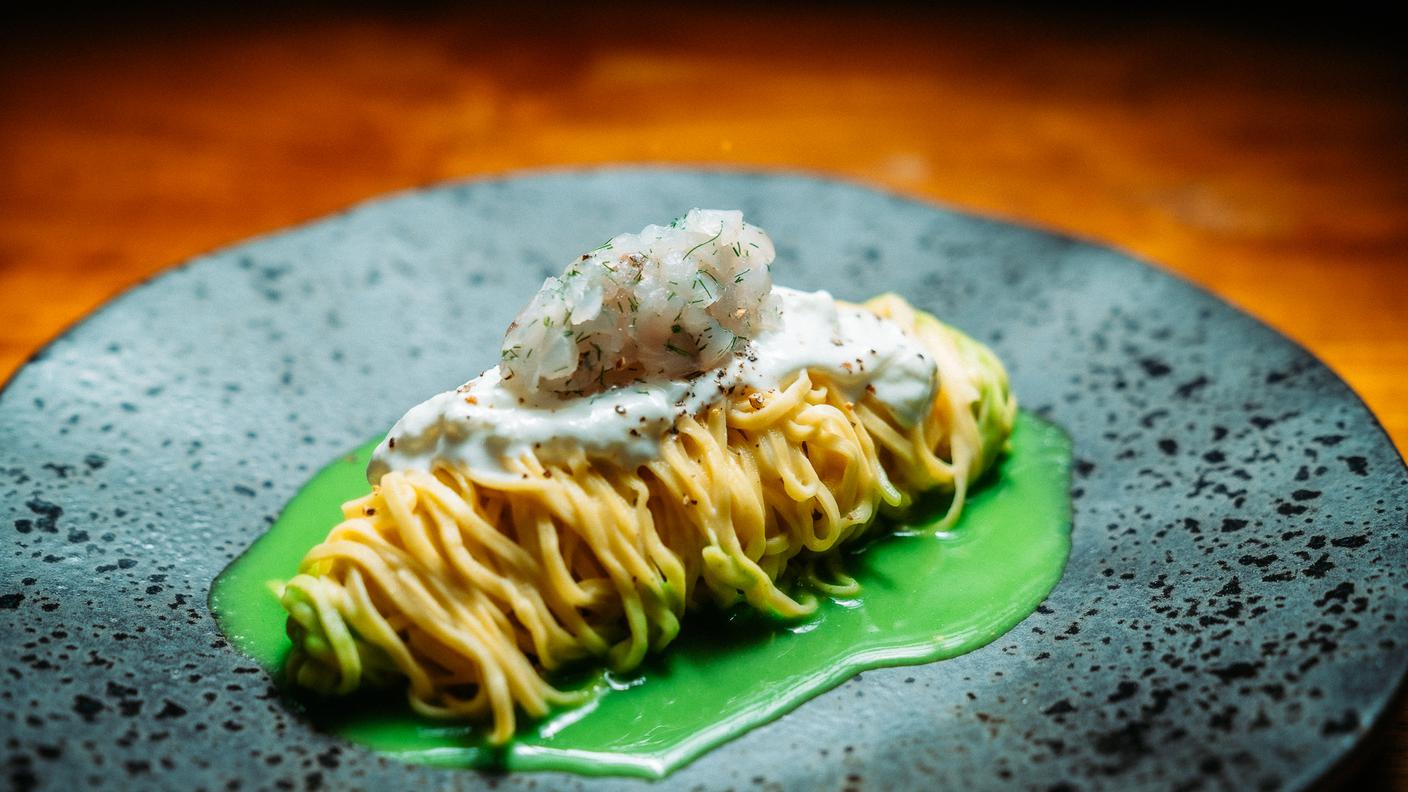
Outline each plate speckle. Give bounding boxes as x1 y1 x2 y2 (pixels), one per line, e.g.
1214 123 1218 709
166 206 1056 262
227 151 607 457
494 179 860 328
1 169 1404 791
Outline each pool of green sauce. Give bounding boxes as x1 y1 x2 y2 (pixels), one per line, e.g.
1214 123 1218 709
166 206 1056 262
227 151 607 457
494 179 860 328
210 411 1072 779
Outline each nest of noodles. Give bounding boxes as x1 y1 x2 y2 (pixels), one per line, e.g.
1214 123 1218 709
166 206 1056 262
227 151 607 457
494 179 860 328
279 295 1016 744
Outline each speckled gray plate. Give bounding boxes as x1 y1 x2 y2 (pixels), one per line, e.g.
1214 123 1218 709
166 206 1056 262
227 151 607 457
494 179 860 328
2 169 1405 792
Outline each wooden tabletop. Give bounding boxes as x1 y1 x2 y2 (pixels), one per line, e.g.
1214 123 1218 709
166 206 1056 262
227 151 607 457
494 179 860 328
2 4 1404 786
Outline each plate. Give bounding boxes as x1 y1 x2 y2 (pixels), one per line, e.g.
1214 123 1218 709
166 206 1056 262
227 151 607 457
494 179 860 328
1 168 1404 791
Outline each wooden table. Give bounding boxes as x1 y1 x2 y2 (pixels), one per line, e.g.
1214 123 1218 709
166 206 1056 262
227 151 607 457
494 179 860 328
2 5 1404 786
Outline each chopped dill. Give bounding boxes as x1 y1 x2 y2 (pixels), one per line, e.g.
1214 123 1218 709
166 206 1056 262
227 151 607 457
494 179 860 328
693 269 717 300
683 226 723 261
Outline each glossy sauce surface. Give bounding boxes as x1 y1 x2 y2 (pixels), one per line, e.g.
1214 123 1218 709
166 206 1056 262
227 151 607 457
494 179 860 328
210 411 1072 779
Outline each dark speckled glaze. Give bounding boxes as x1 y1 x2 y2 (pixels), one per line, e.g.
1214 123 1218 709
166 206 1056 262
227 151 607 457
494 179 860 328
1 169 1404 792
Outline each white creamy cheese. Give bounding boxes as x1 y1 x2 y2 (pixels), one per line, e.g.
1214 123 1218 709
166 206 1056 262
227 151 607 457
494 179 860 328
368 287 938 485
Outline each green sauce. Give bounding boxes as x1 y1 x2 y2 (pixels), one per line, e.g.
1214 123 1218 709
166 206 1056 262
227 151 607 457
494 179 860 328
210 411 1071 779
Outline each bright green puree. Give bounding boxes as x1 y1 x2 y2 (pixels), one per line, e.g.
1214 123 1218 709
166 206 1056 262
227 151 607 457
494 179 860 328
210 411 1071 779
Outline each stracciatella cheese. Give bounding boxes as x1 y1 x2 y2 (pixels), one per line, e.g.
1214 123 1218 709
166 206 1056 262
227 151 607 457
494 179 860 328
368 211 938 485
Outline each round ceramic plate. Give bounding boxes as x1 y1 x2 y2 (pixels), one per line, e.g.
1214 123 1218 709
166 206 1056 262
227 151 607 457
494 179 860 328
2 169 1405 791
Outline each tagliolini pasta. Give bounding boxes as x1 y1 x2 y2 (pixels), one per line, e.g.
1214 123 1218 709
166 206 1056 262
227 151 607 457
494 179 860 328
280 295 1012 743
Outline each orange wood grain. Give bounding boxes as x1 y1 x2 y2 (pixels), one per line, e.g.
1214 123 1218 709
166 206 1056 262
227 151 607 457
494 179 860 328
1 5 1405 785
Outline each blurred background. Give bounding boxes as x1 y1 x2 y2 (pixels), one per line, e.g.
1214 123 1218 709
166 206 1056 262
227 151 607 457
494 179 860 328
2 1 1405 787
